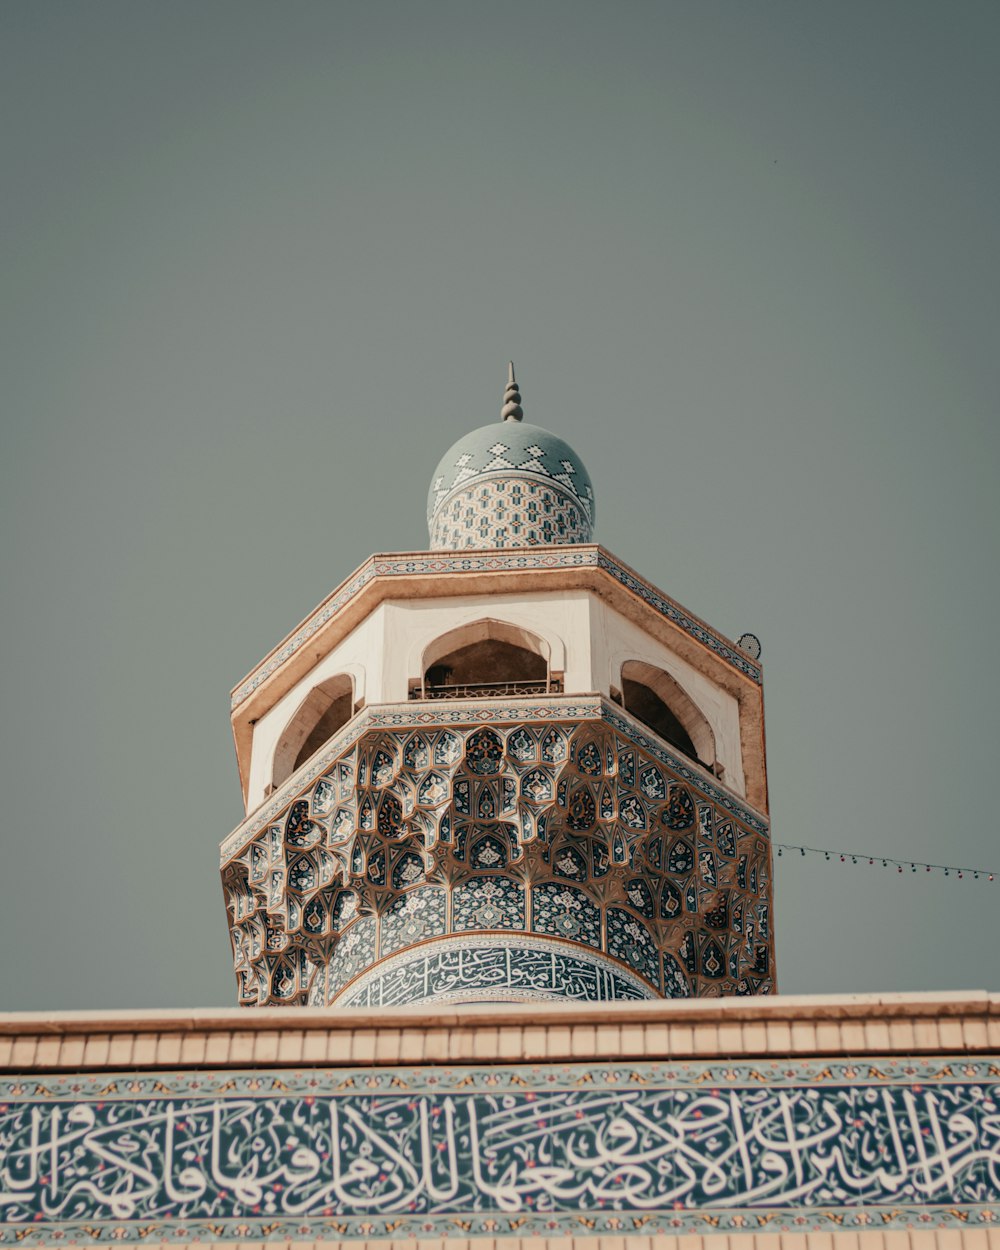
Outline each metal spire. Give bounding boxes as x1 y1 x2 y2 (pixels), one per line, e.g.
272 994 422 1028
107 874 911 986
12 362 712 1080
501 361 523 422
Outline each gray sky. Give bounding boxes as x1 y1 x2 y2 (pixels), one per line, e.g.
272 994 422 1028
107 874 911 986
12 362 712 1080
2 1 997 1011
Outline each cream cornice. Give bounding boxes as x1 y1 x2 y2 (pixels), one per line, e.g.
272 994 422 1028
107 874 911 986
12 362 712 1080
1 989 995 1042
229 545 765 804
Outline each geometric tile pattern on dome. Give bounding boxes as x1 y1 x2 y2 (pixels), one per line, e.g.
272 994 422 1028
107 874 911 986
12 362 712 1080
429 477 591 549
2 1057 996 1243
223 711 773 1007
427 420 595 529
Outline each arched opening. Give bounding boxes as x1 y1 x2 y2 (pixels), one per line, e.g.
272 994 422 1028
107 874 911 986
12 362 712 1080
620 661 717 773
418 619 557 699
271 674 355 791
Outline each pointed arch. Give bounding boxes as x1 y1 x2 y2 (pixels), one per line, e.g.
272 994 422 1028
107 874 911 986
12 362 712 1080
419 618 553 696
271 673 355 791
619 660 716 770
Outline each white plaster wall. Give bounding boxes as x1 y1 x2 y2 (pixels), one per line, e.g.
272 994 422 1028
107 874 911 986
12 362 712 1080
246 592 594 810
384 590 593 699
246 607 384 807
589 596 747 796
246 587 746 810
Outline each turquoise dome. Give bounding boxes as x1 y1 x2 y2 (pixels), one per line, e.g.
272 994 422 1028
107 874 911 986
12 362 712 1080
427 420 595 549
427 367 595 550
427 421 595 523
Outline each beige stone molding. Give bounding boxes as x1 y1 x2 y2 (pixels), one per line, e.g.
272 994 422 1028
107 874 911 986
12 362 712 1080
2 991 996 1072
40 1229 1000 1250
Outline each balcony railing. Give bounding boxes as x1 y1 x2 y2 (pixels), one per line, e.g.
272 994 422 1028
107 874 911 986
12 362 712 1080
411 678 563 701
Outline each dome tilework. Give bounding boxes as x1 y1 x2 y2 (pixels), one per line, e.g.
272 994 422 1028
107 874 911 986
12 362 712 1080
427 421 594 549
429 479 591 549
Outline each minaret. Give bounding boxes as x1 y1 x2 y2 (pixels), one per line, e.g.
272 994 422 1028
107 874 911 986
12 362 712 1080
221 368 773 1005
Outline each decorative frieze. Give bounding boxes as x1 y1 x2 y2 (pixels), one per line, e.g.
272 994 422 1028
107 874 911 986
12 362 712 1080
1 1056 996 1243
333 933 657 1005
229 547 762 712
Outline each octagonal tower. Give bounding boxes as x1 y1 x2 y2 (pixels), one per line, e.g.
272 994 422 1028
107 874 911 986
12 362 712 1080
221 366 773 1006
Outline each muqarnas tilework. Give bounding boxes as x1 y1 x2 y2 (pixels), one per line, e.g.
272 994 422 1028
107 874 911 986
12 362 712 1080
223 711 773 1007
226 710 775 1010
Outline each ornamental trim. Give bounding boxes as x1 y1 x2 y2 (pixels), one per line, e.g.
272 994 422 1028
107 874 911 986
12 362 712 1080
230 547 761 711
0 1057 995 1243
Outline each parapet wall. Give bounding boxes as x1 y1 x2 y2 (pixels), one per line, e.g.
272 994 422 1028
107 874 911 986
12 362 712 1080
0 992 997 1249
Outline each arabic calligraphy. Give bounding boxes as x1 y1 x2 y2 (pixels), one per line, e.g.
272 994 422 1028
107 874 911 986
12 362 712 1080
1 1071 998 1232
336 936 656 1007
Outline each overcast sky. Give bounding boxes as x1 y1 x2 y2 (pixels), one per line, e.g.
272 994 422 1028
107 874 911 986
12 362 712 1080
2 1 997 1011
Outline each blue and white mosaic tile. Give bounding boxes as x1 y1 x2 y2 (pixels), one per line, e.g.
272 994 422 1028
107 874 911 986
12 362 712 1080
378 886 448 956
452 875 525 932
531 882 601 947
429 478 591 550
606 906 660 984
1 1056 996 1243
427 420 595 531
334 934 657 1006
224 704 774 1006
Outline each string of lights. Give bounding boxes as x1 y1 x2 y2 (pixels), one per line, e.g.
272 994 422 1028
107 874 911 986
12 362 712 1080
775 842 995 881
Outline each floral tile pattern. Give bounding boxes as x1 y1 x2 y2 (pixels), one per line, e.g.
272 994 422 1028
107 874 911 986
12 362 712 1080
531 882 601 947
224 709 773 1007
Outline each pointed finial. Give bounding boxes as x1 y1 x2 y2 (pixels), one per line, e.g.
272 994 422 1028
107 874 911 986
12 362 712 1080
501 361 523 422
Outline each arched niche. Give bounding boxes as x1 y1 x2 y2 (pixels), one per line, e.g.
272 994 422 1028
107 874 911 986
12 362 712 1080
271 673 355 791
419 619 554 697
619 660 716 771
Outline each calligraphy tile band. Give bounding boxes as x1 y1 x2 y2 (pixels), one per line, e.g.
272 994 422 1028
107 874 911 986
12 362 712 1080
1 1057 996 1244
332 934 658 1006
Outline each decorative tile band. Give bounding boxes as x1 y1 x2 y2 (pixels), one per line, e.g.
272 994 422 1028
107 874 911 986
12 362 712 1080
230 548 761 711
221 697 767 866
332 933 658 1006
0 1057 995 1243
595 551 762 683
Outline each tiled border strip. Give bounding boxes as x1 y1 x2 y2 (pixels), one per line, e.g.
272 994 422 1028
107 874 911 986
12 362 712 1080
330 931 661 1006
594 550 761 682
1 1058 996 1241
230 546 762 711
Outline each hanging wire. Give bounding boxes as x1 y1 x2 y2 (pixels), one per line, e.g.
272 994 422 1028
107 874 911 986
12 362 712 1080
775 842 994 881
